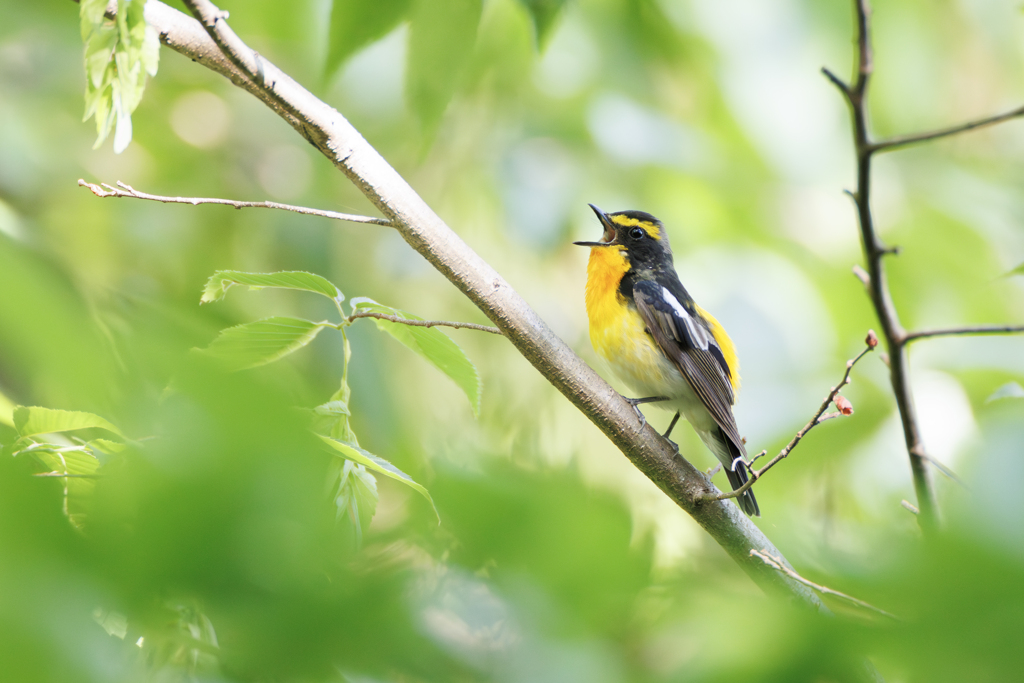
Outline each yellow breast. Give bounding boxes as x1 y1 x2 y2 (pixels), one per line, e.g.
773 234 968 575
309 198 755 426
584 247 676 393
583 246 741 396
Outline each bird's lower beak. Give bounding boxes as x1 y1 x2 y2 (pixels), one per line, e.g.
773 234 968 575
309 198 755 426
574 204 617 247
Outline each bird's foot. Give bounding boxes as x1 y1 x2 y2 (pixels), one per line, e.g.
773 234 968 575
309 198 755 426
623 395 669 430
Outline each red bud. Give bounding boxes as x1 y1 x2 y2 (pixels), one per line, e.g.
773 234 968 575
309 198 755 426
866 329 879 348
834 394 854 415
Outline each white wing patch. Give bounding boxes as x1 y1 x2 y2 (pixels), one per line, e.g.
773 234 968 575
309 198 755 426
660 287 712 350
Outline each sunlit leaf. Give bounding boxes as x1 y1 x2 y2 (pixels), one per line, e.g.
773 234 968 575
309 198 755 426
319 434 438 521
201 270 343 304
351 298 481 416
80 0 158 152
406 0 483 137
14 406 124 438
199 317 328 370
325 0 413 80
31 447 101 477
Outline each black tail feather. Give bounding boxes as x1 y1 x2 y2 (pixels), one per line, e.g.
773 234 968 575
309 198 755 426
725 465 760 517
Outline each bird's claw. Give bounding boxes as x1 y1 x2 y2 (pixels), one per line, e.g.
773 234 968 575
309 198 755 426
623 397 646 430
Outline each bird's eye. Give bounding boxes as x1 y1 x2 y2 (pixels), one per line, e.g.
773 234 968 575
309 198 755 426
629 227 645 240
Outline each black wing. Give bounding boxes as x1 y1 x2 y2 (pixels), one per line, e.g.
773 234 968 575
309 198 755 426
632 279 745 456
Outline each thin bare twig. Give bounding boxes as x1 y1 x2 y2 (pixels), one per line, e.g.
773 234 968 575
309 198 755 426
751 549 899 620
870 104 1024 153
709 335 875 502
903 324 1024 343
78 180 392 227
348 310 502 335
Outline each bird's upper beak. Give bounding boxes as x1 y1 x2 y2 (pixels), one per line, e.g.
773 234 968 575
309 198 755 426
573 204 618 247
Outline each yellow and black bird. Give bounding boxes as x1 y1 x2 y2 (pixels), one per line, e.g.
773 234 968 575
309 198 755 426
575 204 759 516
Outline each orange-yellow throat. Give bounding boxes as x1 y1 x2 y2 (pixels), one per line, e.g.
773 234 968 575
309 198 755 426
583 245 740 394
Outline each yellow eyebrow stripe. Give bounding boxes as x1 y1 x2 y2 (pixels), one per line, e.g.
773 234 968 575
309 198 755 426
609 215 662 240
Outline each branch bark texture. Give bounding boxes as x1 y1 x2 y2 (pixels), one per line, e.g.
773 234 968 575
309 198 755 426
103 0 824 604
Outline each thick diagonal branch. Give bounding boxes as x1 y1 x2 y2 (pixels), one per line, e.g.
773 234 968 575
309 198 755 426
94 0 824 605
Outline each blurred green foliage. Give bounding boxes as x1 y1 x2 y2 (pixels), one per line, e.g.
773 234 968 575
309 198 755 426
1 0 1024 681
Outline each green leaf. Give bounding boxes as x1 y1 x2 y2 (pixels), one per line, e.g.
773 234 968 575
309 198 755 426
80 0 158 152
314 400 351 417
89 438 127 454
325 0 413 80
406 0 483 137
0 388 14 427
14 406 124 438
31 447 101 477
334 460 378 541
199 317 328 370
201 270 343 304
319 434 439 522
517 0 567 47
351 298 481 416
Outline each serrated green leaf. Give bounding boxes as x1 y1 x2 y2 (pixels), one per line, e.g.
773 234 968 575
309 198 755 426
14 406 124 438
517 0 566 47
201 270 343 304
200 317 328 371
32 448 101 477
351 298 481 416
319 434 438 522
89 438 127 454
406 0 483 137
80 0 108 42
314 400 351 417
326 0 413 80
93 608 128 640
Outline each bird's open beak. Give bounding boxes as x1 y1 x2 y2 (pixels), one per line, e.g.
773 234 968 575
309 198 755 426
573 204 618 247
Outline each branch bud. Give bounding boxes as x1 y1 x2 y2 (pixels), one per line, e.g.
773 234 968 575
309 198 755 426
834 394 854 415
866 329 879 348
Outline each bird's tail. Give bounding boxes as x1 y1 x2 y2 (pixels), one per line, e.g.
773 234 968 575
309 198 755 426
699 427 760 517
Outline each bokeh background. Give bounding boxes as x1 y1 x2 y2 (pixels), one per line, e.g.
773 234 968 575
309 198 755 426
2 0 1024 681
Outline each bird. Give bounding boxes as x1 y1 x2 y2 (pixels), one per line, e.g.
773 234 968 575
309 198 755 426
574 204 759 516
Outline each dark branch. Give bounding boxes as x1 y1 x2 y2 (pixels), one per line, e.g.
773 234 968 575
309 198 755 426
903 324 1024 344
871 104 1024 153
826 0 942 530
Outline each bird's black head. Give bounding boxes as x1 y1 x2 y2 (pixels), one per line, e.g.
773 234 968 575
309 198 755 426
574 204 674 272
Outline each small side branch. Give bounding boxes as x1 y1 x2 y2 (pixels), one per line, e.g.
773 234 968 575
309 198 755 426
709 333 876 502
871 104 1024 154
751 549 899 620
903 324 1024 344
348 310 503 335
78 180 393 227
